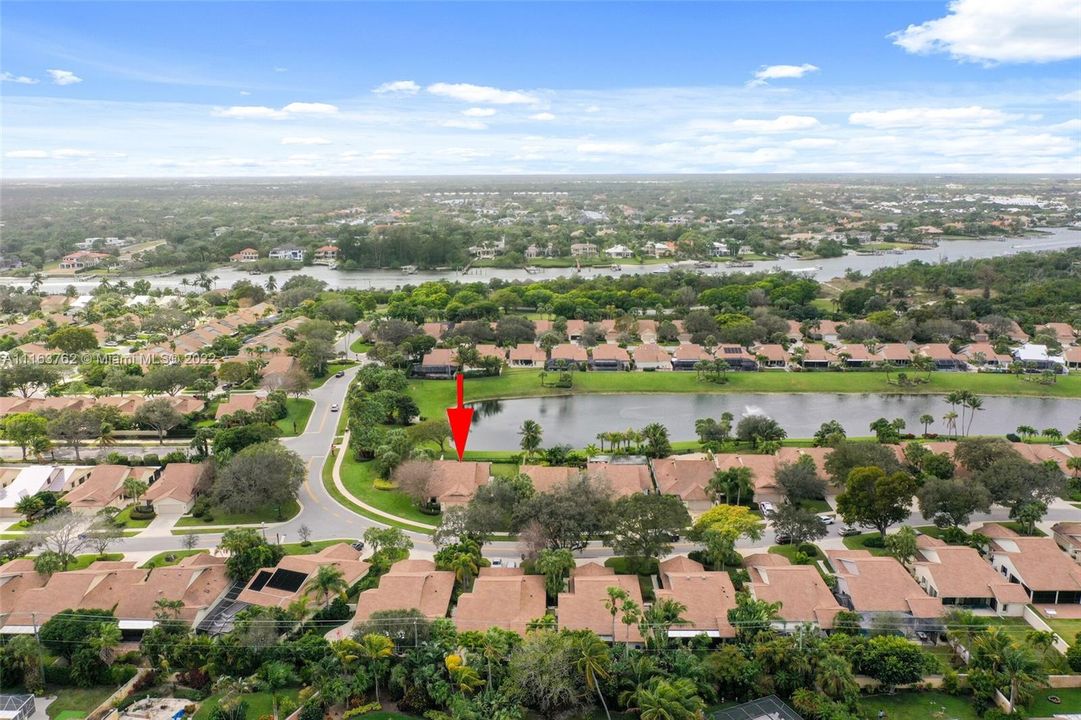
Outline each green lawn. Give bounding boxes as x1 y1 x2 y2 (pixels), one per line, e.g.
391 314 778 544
858 691 979 720
1026 687 1081 715
321 449 431 533
46 686 116 719
281 538 360 555
141 549 207 568
1042 617 1081 645
113 503 153 528
310 362 354 388
840 531 890 556
998 521 1047 537
275 398 315 436
407 369 1081 421
174 499 300 527
338 451 439 527
65 553 123 570
192 689 302 720
350 338 373 353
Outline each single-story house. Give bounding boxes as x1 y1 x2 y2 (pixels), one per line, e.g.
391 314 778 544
509 343 546 368
423 461 491 510
237 543 369 609
143 462 205 514
745 554 843 630
878 343 913 366
519 465 581 494
548 343 589 370
650 455 715 515
416 348 458 379
454 568 546 635
631 343 671 371
557 563 643 642
714 344 757 371
655 556 737 638
671 343 712 371
983 525 1081 605
960 343 1013 368
353 559 454 623
585 460 654 497
912 536 1028 616
918 344 966 371
1012 343 1065 372
590 344 631 371
826 550 944 628
798 344 836 369
1053 522 1081 560
753 344 789 369
215 393 264 420
63 465 160 513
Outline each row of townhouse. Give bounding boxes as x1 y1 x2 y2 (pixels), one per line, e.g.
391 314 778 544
0 461 205 518
0 394 204 421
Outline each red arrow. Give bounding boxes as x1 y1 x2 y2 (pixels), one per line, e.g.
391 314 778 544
445 373 474 462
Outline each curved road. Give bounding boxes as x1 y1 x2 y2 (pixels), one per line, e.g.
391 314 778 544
117 359 1081 563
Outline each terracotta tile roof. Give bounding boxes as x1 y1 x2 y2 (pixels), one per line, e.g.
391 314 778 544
753 344 789 363
835 344 878 362
144 462 204 505
63 465 157 509
988 537 1081 592
672 343 712 362
826 550 943 617
585 461 654 497
714 453 780 495
914 545 1029 605
918 343 963 362
550 344 588 362
800 344 836 363
651 456 714 503
631 343 671 364
960 343 1012 365
237 543 369 608
878 343 913 362
474 344 506 361
509 343 546 364
421 348 457 367
591 344 631 362
558 573 643 641
353 559 454 621
519 465 580 494
454 568 547 635
747 560 844 629
426 461 490 507
655 556 738 637
572 562 615 577
215 393 263 419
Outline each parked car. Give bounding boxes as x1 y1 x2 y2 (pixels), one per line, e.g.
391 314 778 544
774 533 792 545
758 501 775 516
839 525 861 537
817 513 834 525
335 370 345 378
350 541 365 552
330 404 339 412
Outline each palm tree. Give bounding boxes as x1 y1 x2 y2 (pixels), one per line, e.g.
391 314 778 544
123 477 149 507
357 633 394 703
259 660 297 720
519 419 543 461
814 653 858 702
640 597 687 650
449 551 481 590
629 678 704 720
1017 425 1037 441
943 411 959 440
6 635 43 693
1002 643 1048 713
445 654 485 696
575 635 613 720
584 443 600 458
96 423 118 448
305 565 348 607
1044 427 1063 443
90 621 122 666
619 599 641 658
963 394 983 436
604 586 629 640
919 414 934 436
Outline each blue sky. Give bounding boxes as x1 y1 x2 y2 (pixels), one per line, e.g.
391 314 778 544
2 1 1079 176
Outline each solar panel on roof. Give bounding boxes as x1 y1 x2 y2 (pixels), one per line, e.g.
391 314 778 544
249 570 273 592
266 568 308 593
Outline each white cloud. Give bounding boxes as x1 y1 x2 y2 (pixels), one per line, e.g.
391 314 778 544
212 102 338 119
440 118 488 130
47 69 82 85
6 150 50 158
849 106 1019 128
529 112 556 121
462 107 497 117
747 63 819 87
1050 118 1081 131
891 0 1081 64
693 115 821 133
280 102 338 114
273 67 288 73
213 105 287 119
280 136 332 145
373 80 420 95
427 82 537 105
1 72 38 85
786 137 839 149
1057 90 1081 102
239 90 251 96
584 105 601 113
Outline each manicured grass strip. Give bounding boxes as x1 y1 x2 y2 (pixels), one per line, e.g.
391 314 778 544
47 686 115 719
114 503 153 528
174 499 300 527
408 369 1081 422
338 452 439 527
275 398 315 436
1042 617 1081 645
321 450 433 534
858 691 979 720
350 338 373 353
142 549 207 568
840 531 890 556
1027 688 1081 715
280 538 360 555
192 690 302 720
66 553 123 570
310 362 355 388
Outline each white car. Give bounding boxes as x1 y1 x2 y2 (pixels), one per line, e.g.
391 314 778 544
758 501 775 516
817 513 835 525
330 404 339 412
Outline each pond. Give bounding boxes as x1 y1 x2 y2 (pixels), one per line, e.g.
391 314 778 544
466 392 1081 449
